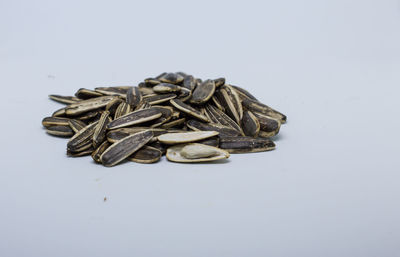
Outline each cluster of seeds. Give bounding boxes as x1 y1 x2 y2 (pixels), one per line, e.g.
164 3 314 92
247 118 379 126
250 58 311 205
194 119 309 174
42 72 287 166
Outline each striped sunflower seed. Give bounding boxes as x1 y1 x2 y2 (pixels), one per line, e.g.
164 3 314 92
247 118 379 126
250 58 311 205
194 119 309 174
107 108 162 130
100 130 154 167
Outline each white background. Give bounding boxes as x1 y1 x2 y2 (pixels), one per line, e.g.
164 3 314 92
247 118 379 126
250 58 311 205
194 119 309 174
1 1 400 256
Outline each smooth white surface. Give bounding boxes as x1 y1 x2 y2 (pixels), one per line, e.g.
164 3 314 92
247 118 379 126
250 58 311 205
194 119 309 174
1 1 400 256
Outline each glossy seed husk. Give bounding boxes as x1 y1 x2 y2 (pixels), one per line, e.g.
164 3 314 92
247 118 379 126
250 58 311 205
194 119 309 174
100 130 153 167
107 108 162 130
219 137 276 153
190 79 216 105
128 146 162 164
241 110 260 137
169 99 210 123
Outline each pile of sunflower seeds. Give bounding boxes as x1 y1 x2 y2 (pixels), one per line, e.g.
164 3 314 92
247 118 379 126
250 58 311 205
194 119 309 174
42 72 286 166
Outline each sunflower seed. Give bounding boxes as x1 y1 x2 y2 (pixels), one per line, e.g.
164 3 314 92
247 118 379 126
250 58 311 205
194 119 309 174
126 87 142 109
42 117 70 127
49 95 80 104
253 112 281 137
114 102 131 119
106 127 168 143
219 137 275 153
241 111 260 137
65 96 116 116
128 146 162 164
215 87 241 124
46 125 74 137
242 98 286 123
67 121 99 152
75 88 103 99
161 117 186 129
190 79 216 104
68 119 87 133
166 143 229 163
100 130 153 167
205 104 243 134
67 147 94 157
158 131 219 144
105 97 124 117
94 87 129 98
92 111 110 147
91 141 111 163
213 78 225 88
107 108 162 130
169 99 210 122
144 78 161 86
159 72 184 84
143 93 177 105
182 75 196 91
186 119 241 137
153 83 181 93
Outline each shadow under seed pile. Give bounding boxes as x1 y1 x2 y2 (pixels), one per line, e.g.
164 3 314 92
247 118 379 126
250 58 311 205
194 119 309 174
42 72 287 166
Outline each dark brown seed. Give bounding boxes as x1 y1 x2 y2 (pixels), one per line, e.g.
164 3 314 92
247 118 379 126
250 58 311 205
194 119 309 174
126 87 142 109
65 96 116 116
205 104 243 135
242 98 287 123
186 119 241 137
222 84 243 120
177 87 192 102
107 127 168 143
182 75 196 90
153 83 181 93
169 99 210 122
76 111 100 121
107 108 162 130
46 125 74 137
93 111 110 147
144 106 173 128
138 86 154 96
114 102 131 119
213 78 225 88
211 95 225 112
219 137 276 153
231 85 258 101
147 141 167 155
94 87 129 98
68 119 87 133
100 130 154 167
159 72 184 84
67 121 99 152
197 136 220 147
105 97 124 117
49 95 80 104
143 93 177 105
144 78 161 86
128 146 162 164
75 88 103 99
253 112 281 137
215 88 241 124
190 79 216 104
91 141 111 163
161 117 186 129
67 147 94 157
42 117 70 127
241 111 260 137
